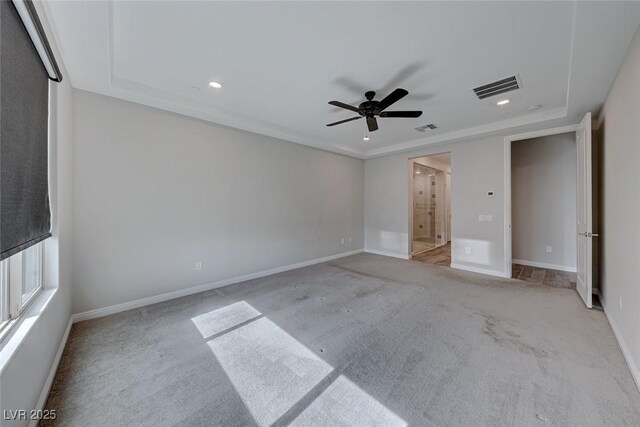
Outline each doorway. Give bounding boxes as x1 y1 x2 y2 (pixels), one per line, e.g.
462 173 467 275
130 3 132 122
504 115 599 308
409 153 451 266
510 131 578 288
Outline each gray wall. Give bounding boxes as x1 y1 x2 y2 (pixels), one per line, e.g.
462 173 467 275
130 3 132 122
365 136 506 276
71 90 364 313
598 25 640 386
0 2 74 422
511 133 577 269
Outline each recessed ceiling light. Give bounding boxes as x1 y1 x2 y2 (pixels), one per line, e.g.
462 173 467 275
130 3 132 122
416 171 421 174
363 134 370 141
497 99 510 106
209 81 222 89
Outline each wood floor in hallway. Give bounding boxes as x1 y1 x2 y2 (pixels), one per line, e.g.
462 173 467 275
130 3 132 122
412 243 451 266
412 245 577 290
512 264 576 289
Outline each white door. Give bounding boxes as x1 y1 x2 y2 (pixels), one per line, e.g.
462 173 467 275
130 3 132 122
576 112 593 308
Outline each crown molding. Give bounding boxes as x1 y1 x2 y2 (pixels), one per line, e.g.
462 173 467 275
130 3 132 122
42 0 585 161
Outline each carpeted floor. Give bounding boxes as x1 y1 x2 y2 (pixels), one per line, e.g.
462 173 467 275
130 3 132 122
43 253 640 426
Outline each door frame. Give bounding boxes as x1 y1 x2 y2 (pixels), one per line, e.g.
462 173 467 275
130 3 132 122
503 124 579 278
408 155 451 258
409 160 439 257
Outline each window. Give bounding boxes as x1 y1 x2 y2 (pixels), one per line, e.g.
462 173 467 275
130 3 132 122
0 1 62 338
0 241 44 334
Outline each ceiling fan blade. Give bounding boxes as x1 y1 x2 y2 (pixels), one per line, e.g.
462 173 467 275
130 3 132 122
379 111 423 118
367 117 378 132
328 101 360 113
376 88 409 111
326 116 362 127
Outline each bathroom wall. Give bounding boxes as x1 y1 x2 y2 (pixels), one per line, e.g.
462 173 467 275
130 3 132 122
412 164 436 242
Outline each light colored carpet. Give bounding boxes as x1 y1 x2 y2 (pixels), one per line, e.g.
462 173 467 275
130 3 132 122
43 253 640 426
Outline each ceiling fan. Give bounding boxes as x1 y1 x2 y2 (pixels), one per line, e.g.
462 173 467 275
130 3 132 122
327 88 422 132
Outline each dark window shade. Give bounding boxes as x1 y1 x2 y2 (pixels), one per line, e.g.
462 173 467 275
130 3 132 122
0 1 51 260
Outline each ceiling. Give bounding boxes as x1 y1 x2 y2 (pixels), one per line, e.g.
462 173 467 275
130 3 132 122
42 1 640 158
419 153 451 166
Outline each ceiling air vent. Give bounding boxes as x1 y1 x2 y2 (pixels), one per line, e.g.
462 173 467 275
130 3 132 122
415 124 437 132
473 75 521 100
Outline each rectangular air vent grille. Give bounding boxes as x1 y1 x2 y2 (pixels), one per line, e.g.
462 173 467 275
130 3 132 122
473 75 520 100
415 124 437 132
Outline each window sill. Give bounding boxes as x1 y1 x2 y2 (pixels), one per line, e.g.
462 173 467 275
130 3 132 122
0 288 57 375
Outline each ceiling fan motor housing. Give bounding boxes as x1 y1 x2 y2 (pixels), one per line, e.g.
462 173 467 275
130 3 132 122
358 100 381 117
359 91 380 117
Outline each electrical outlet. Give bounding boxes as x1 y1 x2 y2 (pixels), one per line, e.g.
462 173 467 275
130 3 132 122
546 246 553 253
341 238 345 245
195 261 202 271
465 247 472 254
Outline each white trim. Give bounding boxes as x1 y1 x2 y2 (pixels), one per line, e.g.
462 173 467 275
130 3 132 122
72 249 364 323
0 289 57 375
512 259 577 273
411 247 437 257
504 124 578 144
408 159 415 258
504 138 512 279
503 123 580 280
604 309 640 392
450 263 510 278
364 249 410 260
29 317 72 427
366 107 568 158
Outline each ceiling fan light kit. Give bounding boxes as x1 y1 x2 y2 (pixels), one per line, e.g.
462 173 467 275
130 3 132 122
327 88 422 133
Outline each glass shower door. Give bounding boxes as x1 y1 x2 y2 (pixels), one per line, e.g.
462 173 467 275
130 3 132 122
412 163 437 255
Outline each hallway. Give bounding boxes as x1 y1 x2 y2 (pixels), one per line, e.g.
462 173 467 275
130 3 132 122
412 243 451 266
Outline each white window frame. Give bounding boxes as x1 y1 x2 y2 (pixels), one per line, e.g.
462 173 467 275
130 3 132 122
0 262 9 332
0 241 45 338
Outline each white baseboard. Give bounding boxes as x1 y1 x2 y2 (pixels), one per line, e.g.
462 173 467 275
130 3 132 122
29 317 72 427
513 259 576 273
604 308 640 392
72 249 364 323
450 263 510 278
364 249 410 260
